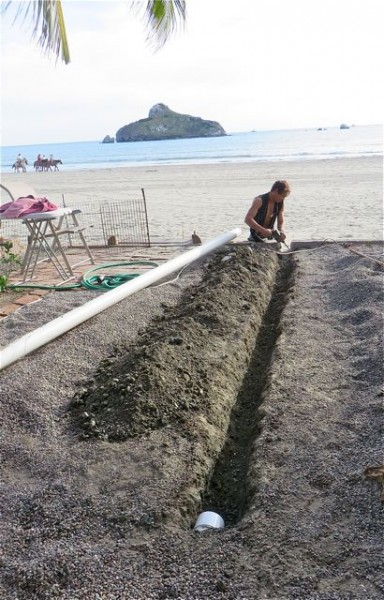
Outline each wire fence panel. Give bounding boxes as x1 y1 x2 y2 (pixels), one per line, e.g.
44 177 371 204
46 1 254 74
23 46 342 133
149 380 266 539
1 190 151 252
68 190 151 250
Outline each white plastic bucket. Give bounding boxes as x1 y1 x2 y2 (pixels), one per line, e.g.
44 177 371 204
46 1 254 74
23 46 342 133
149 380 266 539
194 511 224 532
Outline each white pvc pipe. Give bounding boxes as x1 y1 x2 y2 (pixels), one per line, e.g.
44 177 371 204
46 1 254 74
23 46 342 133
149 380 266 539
0 228 241 371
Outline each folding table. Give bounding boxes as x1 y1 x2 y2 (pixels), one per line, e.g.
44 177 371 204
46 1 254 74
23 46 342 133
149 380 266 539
1 207 94 283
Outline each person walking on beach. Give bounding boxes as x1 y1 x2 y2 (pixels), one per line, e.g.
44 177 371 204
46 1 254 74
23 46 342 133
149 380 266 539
245 180 290 243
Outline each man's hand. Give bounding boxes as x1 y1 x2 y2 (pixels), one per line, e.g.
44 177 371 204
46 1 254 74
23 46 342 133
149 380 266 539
279 231 286 242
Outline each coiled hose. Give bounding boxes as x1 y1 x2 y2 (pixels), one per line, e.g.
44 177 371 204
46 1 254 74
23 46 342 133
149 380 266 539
7 261 159 291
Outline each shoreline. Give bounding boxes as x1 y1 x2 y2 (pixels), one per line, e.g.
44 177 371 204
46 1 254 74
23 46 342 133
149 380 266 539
2 153 382 174
2 152 381 174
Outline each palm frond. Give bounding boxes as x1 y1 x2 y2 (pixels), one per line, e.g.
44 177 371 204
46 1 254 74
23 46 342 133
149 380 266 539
133 0 187 50
2 0 70 64
2 0 186 62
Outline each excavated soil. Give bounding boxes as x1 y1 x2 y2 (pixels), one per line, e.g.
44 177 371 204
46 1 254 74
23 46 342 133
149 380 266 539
0 243 383 600
68 246 292 533
70 247 283 441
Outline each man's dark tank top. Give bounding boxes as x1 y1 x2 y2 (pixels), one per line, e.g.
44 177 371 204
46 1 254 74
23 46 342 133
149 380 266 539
250 192 283 240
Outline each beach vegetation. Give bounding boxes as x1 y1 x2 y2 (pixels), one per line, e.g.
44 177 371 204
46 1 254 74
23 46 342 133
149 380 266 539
0 240 21 292
1 0 186 64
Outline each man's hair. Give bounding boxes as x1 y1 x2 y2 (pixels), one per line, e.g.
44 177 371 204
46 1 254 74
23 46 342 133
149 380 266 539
271 180 290 194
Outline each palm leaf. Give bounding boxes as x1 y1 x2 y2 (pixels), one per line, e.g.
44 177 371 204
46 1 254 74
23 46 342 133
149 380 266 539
1 0 186 63
2 0 70 64
134 0 187 49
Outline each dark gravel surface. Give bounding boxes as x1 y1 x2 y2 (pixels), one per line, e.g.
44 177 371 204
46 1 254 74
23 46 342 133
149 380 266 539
0 242 383 599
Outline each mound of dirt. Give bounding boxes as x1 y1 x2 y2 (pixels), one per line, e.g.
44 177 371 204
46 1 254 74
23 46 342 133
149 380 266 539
70 246 283 442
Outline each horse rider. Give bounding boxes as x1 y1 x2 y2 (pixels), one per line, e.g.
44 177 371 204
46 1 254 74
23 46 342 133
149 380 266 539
14 154 27 172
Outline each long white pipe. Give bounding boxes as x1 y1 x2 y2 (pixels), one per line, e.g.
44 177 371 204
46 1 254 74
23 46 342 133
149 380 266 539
0 228 241 371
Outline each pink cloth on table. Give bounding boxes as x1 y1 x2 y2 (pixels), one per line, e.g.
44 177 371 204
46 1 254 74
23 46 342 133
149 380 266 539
0 196 59 218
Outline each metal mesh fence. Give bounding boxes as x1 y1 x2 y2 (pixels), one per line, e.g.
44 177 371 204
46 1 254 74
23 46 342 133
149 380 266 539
63 189 150 249
1 189 151 252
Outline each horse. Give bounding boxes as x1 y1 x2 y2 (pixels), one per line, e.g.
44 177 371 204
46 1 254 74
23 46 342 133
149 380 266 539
12 158 28 173
51 159 62 171
34 158 63 171
34 159 50 171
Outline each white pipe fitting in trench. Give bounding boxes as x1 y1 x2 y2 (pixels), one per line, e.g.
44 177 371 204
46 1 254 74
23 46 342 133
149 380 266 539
0 228 241 371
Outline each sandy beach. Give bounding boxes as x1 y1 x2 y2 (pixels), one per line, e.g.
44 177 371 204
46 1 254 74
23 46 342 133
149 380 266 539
1 156 383 243
0 156 383 599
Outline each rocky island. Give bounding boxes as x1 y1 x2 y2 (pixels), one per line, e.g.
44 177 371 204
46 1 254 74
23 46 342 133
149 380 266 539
116 103 226 142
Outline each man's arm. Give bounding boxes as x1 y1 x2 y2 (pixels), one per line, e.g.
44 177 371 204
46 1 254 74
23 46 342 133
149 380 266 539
244 197 273 238
277 208 286 241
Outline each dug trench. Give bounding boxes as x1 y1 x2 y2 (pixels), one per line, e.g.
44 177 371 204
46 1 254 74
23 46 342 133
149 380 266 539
70 244 295 530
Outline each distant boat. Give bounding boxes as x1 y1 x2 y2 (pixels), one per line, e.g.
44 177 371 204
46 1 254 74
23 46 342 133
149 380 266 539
340 123 350 129
317 127 327 131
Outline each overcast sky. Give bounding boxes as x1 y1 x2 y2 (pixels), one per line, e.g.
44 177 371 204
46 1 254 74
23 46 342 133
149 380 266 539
1 0 382 146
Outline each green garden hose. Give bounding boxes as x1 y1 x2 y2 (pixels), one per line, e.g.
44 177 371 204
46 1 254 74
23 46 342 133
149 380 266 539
7 261 159 292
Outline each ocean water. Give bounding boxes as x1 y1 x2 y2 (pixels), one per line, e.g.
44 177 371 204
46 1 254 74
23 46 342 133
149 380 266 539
1 124 382 172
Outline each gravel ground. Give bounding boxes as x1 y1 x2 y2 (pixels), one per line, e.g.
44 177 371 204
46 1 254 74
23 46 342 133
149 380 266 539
0 242 383 600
